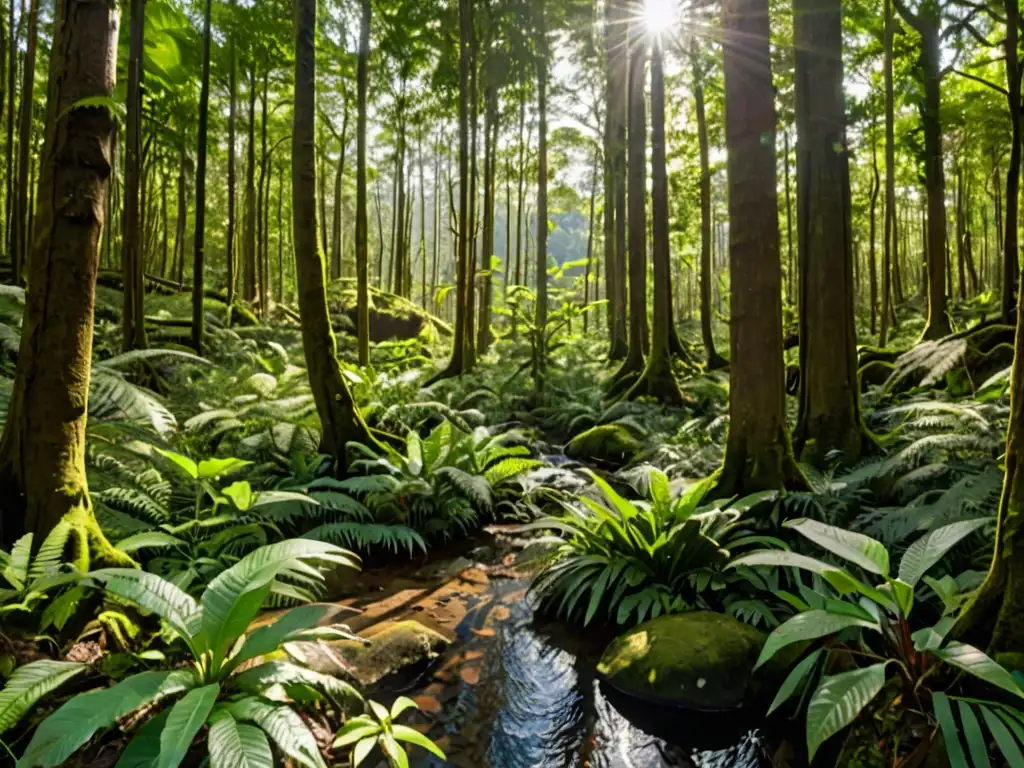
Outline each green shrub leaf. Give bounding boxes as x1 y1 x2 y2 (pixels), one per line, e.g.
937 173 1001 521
806 663 887 760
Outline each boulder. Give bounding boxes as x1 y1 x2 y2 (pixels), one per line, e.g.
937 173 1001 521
564 424 642 467
291 620 449 687
597 612 771 712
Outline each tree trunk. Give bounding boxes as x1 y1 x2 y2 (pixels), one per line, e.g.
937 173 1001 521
121 0 147 352
693 38 726 369
716 0 801 495
277 164 284 302
465 31 478 371
783 126 795 304
627 33 683 405
393 99 408 297
869 116 880 336
419 136 427 311
606 0 628 360
256 70 269 317
356 0 370 366
515 96 525 294
292 0 377 468
3 0 15 259
159 177 168 278
1001 0 1021 323
583 144 598 335
533 0 548 389
478 87 496 354
226 5 236 314
191 0 212 353
432 136 441 308
429 0 472 383
243 65 257 303
0 0 127 564
880 0 895 347
792 0 864 465
10 0 36 285
331 105 349 282
611 7 647 388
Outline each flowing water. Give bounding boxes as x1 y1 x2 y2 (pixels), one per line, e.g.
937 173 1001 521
373 578 769 768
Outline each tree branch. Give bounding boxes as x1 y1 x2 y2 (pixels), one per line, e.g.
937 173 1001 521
950 67 1010 96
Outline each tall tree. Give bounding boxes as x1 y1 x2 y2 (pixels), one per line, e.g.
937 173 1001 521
533 0 548 388
293 0 377 468
692 37 725 370
243 65 258 303
627 31 683 405
716 0 801 494
122 0 147 352
10 0 38 285
192 0 213 353
792 0 864 464
226 0 238 316
356 0 370 367
892 0 950 339
0 0 127 563
605 0 628 360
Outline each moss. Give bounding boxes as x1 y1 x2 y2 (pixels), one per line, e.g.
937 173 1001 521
564 424 642 467
298 620 450 687
597 612 774 711
858 360 894 391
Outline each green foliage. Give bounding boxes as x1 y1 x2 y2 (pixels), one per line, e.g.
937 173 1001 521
13 540 360 768
0 525 83 629
332 697 446 768
526 469 763 626
732 518 1023 763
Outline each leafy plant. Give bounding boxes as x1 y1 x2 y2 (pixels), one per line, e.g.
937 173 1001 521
15 539 361 768
526 469 762 626
333 696 446 768
0 524 83 624
731 517 1022 763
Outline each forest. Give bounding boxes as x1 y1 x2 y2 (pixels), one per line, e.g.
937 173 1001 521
0 0 1022 764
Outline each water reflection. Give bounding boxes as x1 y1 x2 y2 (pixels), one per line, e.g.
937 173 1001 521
384 579 766 768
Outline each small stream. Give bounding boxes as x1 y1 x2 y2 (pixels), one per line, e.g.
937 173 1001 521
373 578 770 768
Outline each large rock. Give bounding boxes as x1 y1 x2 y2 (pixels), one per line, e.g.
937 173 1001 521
597 612 770 712
290 620 449 687
326 279 451 343
564 424 642 467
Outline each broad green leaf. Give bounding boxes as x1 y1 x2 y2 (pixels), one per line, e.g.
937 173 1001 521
158 684 220 768
229 696 326 768
222 481 256 511
980 704 1024 767
959 701 992 768
392 724 446 760
648 469 671 509
932 693 968 768
332 717 380 748
19 671 176 768
756 611 878 669
380 731 409 768
933 643 1024 700
729 550 837 574
234 660 360 704
0 660 87 735
785 518 890 576
352 736 375 766
890 579 914 618
767 649 823 716
227 604 329 673
115 710 170 768
912 617 955 652
197 457 253 480
88 570 199 645
7 533 32 585
114 532 186 554
898 519 993 586
806 663 888 760
155 448 198 479
208 711 274 768
390 697 420 720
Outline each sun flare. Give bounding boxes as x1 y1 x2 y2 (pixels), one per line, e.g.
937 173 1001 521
643 0 679 34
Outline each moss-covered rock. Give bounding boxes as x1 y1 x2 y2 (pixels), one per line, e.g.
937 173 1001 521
597 612 771 711
326 279 451 343
564 424 642 467
291 620 449 687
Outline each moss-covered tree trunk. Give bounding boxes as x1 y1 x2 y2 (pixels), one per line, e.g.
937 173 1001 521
0 0 127 565
792 0 864 465
627 34 682 406
292 0 377 469
356 0 370 367
122 0 147 352
692 38 726 371
716 0 802 496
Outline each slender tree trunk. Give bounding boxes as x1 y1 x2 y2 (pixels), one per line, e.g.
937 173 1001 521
293 0 377 468
694 38 725 369
783 126 795 304
432 136 441 308
607 0 628 360
1001 0 1021 323
793 0 864 464
881 0 895 347
174 147 185 286
9 0 35 285
532 0 548 389
3 0 15 259
393 103 408 297
0 0 128 562
226 5 236 315
356 0 370 366
277 164 283 303
190 0 212 352
375 176 384 288
869 116 880 336
159 177 168 278
420 136 427 310
716 0 801 495
121 0 147 352
242 66 257 303
331 105 349 281
256 70 269 317
583 144 598 335
628 33 683 405
478 87 496 353
612 6 647 387
515 97 525 294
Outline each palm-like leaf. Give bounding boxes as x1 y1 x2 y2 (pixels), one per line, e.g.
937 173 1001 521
0 661 87 735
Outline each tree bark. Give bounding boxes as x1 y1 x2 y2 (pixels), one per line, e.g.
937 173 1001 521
478 87 496 354
792 0 864 465
533 0 548 389
627 33 683 406
0 0 127 564
292 0 377 468
693 38 726 370
191 0 212 353
716 0 801 495
121 0 147 352
356 0 370 366
393 90 408 297
243 65 257 303
1000 0 1021 323
256 70 269 317
10 0 36 286
226 3 237 314
3 0 15 259
606 0 628 361
869 115 880 337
